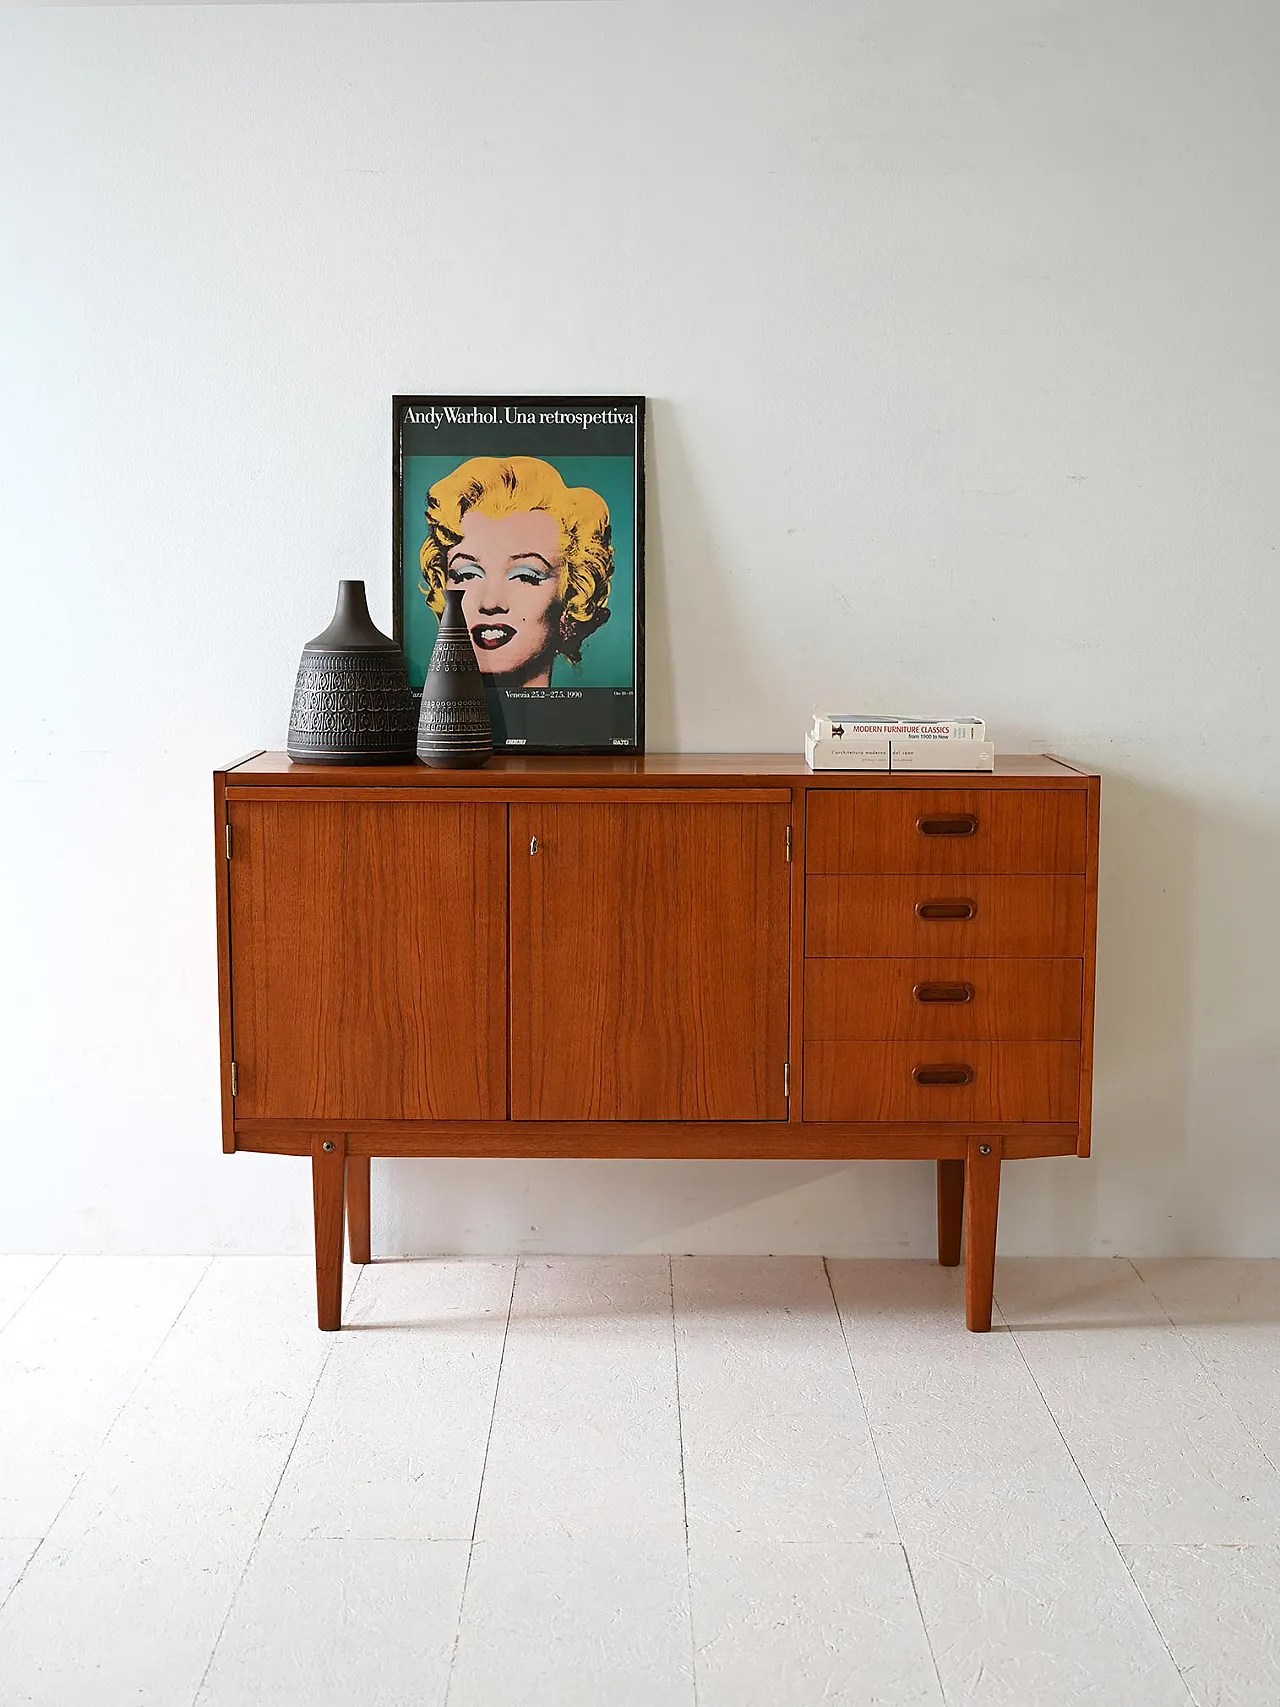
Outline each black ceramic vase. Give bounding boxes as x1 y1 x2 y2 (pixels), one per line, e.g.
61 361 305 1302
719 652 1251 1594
417 587 494 768
287 580 417 764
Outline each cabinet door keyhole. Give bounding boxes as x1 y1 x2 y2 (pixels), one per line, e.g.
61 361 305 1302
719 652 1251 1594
530 835 539 856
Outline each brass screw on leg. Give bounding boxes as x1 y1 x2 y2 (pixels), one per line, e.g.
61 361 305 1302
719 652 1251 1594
979 1144 992 1155
322 1141 335 1152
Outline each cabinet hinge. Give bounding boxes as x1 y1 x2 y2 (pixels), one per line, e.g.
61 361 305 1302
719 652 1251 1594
230 1061 238 1097
225 824 233 860
785 825 792 862
784 1061 790 1098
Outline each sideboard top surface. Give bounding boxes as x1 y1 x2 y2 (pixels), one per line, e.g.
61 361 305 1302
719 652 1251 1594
220 752 1096 788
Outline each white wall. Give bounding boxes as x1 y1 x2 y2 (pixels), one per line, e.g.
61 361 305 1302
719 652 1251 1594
2 1 1278 1259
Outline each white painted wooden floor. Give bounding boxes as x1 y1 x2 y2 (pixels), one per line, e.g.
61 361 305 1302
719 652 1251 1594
2 1254 1279 1706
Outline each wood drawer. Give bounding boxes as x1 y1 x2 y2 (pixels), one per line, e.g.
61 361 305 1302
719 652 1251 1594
806 788 1086 876
805 875 1085 958
804 959 1083 1042
803 1042 1081 1121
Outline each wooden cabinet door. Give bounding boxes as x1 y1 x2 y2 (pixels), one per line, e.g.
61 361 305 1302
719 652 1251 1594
509 802 790 1120
229 801 506 1120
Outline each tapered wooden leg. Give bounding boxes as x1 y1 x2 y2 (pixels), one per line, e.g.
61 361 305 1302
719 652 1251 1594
311 1134 347 1331
346 1154 371 1265
964 1137 1002 1332
937 1159 965 1267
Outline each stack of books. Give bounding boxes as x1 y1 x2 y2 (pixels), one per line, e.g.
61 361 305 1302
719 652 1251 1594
805 714 995 771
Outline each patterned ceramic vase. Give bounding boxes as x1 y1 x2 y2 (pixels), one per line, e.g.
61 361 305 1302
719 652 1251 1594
417 587 494 768
286 580 417 764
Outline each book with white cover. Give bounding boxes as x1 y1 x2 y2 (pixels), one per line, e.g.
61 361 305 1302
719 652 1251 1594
804 734 996 772
889 739 995 771
804 731 890 770
812 714 985 742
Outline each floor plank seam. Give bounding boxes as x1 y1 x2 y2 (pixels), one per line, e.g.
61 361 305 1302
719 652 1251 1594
996 1290 1199 1706
822 1257 948 1706
0 1254 214 1620
668 1255 699 1707
187 1256 354 1707
1127 1256 1280 1490
0 1255 64 1337
442 1254 518 1707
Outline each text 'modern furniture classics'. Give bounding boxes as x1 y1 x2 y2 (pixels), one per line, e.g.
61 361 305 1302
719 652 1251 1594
214 753 1099 1332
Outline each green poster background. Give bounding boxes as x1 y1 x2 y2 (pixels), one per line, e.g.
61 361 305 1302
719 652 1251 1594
399 454 636 692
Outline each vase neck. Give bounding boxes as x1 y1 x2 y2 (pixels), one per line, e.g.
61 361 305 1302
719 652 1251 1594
334 580 370 624
305 579 397 652
438 587 469 633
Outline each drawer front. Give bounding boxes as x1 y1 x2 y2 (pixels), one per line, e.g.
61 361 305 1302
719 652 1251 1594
805 875 1085 958
806 788 1087 876
803 1042 1081 1121
804 959 1083 1042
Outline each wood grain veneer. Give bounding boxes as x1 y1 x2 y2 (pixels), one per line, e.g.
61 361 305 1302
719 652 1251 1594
214 754 1100 1332
228 800 507 1120
227 752 1087 784
508 801 790 1120
803 1042 1082 1123
806 788 1087 875
805 875 1087 958
230 1119 1081 1160
804 958 1083 1042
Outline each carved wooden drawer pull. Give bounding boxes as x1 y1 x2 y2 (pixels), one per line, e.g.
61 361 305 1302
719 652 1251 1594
913 981 975 1004
912 1063 975 1086
917 814 978 836
915 899 976 921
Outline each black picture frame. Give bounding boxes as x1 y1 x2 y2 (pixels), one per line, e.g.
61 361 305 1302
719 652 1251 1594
393 395 646 755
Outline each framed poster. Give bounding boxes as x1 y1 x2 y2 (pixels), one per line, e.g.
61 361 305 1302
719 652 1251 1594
393 395 645 754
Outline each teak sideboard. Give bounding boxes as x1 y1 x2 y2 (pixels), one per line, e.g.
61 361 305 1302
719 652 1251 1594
213 752 1099 1332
